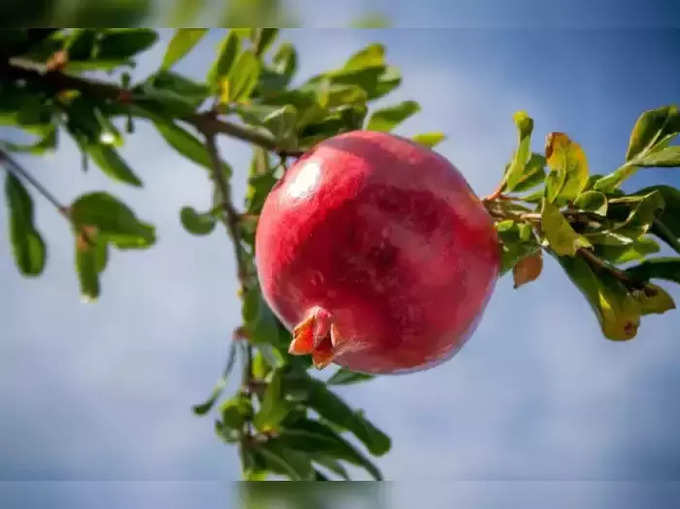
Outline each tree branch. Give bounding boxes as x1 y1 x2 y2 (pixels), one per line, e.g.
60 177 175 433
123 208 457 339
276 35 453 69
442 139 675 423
0 149 70 219
2 61 303 158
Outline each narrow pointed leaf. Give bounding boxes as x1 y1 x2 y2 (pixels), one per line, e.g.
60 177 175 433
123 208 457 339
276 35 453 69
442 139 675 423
161 29 207 70
412 132 445 148
4 173 46 276
366 100 420 132
505 111 533 191
626 258 680 285
87 144 142 187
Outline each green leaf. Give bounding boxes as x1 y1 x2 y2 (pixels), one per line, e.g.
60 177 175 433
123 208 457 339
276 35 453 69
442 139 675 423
366 100 420 132
75 232 100 302
278 419 383 480
254 370 293 432
70 192 155 249
272 42 297 83
139 71 209 116
626 105 680 162
153 120 219 171
505 111 533 191
313 455 350 480
545 132 589 202
412 132 446 148
305 378 390 456
635 146 680 167
512 153 546 193
226 50 260 102
252 28 278 56
595 105 680 192
180 206 216 235
235 104 299 149
574 191 608 215
626 258 680 285
242 286 286 346
87 144 141 187
344 43 385 71
327 368 374 385
595 236 660 264
161 29 207 70
637 186 680 253
253 439 315 481
495 219 540 275
590 191 666 244
95 29 158 60
220 393 253 430
207 31 241 90
3 173 46 276
541 200 592 256
557 254 641 340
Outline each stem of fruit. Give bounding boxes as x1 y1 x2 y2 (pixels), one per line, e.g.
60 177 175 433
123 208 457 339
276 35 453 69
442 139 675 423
0 149 71 219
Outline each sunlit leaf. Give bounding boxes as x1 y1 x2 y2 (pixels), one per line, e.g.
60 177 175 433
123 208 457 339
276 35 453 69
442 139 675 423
366 100 420 132
207 31 240 90
541 200 592 256
161 28 207 70
227 50 260 102
412 132 445 148
343 43 384 71
634 284 676 315
574 190 608 215
626 105 680 162
595 236 660 264
505 110 533 191
545 132 589 202
558 255 641 340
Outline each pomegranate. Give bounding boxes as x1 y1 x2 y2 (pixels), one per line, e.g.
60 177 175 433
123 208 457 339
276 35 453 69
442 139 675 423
255 131 500 374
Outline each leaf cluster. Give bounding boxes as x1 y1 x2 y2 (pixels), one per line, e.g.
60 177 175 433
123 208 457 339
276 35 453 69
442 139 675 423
490 106 680 340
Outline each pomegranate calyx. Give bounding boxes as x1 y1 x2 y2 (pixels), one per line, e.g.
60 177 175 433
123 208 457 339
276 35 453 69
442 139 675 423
289 306 341 369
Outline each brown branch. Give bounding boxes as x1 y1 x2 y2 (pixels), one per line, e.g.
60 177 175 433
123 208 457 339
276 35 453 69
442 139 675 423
2 61 304 158
577 247 643 289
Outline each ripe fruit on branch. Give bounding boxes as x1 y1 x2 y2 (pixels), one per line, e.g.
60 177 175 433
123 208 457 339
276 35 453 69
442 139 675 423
255 131 500 374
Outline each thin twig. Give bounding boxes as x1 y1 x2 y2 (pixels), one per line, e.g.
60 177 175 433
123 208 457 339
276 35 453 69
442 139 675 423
0 149 70 219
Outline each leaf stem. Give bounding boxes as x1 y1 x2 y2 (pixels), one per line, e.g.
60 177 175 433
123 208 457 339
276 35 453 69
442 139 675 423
0 149 70 219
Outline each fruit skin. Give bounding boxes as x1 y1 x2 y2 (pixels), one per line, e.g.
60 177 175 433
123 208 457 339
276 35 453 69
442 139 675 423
255 130 500 374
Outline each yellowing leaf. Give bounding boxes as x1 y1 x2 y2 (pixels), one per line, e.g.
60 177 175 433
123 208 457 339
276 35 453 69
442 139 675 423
634 284 676 315
545 132 589 202
541 200 592 256
558 255 641 341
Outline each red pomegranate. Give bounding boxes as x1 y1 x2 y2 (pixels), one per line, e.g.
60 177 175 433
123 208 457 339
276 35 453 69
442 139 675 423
255 131 500 374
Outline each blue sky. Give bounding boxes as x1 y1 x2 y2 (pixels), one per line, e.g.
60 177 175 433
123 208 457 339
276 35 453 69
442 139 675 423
1 25 680 499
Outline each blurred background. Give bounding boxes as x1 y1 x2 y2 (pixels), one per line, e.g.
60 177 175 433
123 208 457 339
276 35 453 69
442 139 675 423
1 11 680 508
